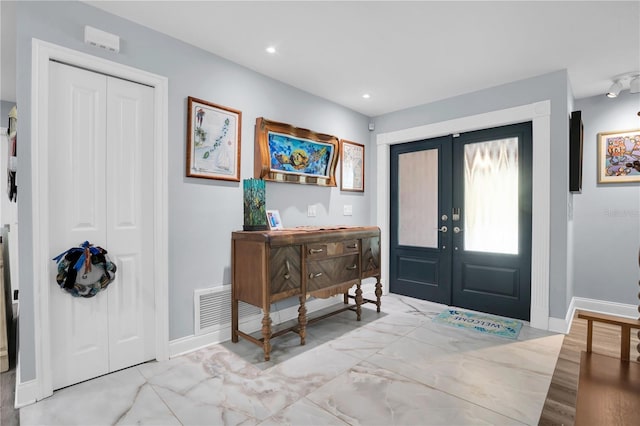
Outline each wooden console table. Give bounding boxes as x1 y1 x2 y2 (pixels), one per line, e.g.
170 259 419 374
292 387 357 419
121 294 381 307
231 226 381 360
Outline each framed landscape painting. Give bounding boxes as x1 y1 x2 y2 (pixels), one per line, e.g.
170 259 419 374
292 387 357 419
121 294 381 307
186 96 241 181
597 128 640 184
254 117 339 186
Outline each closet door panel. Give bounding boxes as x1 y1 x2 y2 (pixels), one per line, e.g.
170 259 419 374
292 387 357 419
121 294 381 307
105 77 156 371
48 61 109 390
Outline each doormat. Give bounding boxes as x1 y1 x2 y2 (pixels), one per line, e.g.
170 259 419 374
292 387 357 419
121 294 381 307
433 309 522 339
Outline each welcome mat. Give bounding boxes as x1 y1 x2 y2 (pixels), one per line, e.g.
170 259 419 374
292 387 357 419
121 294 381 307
433 309 522 339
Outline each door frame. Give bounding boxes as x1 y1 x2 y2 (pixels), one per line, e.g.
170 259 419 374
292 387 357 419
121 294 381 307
377 101 551 330
30 39 169 401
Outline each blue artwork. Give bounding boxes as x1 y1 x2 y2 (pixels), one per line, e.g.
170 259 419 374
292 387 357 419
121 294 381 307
268 132 334 178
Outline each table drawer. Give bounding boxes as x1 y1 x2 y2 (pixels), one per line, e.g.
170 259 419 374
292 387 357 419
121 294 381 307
307 254 359 292
306 239 359 259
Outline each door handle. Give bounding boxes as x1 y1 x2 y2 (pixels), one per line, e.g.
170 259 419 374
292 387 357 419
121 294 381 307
437 226 448 233
453 226 463 234
308 272 323 279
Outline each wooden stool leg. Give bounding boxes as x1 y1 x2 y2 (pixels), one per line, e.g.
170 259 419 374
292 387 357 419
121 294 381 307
621 325 631 361
586 319 593 353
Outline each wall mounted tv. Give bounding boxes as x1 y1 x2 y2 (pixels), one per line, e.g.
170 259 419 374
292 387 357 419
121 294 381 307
569 110 584 193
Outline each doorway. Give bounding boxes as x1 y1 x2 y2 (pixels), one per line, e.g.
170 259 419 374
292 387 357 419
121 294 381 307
390 122 532 320
28 39 169 403
48 61 156 390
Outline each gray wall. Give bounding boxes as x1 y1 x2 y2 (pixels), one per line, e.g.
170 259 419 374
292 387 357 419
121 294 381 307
15 1 371 381
572 91 640 303
372 70 572 320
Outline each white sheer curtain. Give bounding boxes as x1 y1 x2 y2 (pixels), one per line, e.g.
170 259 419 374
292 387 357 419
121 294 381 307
464 138 519 254
398 149 439 248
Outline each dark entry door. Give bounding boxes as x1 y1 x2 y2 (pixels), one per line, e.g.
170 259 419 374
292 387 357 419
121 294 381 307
390 135 453 304
390 122 532 320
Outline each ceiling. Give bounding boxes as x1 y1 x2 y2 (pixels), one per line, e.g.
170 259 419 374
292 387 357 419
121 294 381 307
2 1 639 116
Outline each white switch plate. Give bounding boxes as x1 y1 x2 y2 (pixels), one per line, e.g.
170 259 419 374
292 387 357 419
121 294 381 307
307 205 317 217
343 204 353 216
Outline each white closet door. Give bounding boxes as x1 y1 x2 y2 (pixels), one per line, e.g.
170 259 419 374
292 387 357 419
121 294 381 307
49 61 110 389
48 62 156 390
105 77 156 371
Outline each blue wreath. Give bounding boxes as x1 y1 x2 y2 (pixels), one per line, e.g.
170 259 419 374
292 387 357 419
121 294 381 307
52 241 116 297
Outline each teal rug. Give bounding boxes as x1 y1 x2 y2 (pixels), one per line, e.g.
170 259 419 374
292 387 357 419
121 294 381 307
433 309 522 339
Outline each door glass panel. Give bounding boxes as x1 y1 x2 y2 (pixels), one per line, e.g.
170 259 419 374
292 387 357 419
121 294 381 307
398 149 438 248
464 137 518 254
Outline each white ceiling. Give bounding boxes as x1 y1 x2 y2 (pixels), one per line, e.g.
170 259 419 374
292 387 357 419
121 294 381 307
2 1 640 116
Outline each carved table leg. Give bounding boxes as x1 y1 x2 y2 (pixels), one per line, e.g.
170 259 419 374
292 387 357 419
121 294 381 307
374 275 382 313
298 295 307 346
355 282 363 321
261 311 272 361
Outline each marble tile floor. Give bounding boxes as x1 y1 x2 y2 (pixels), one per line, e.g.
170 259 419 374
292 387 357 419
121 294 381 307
19 293 563 425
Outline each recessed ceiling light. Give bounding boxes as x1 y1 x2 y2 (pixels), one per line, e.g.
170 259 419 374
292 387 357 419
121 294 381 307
362 93 371 99
265 46 276 54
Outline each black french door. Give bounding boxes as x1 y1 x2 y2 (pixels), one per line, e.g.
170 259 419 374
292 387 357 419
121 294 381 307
390 122 532 320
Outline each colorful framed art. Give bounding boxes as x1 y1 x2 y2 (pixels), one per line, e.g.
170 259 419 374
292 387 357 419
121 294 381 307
186 96 241 181
597 128 640 184
254 117 339 186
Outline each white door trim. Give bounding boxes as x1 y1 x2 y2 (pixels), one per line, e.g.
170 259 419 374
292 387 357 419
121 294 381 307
376 100 551 329
31 38 169 400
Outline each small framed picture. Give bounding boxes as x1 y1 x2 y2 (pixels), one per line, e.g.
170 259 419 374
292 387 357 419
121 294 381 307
597 128 640 184
266 210 284 230
186 96 241 181
340 139 365 192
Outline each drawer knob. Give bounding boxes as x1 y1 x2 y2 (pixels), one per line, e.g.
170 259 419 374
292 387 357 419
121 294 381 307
309 248 324 254
347 243 358 249
308 272 323 279
346 264 357 270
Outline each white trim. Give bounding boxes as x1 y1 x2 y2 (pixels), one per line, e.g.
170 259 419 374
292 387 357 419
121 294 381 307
14 354 38 408
15 380 38 409
548 296 639 334
376 101 551 329
170 295 351 357
30 39 169 401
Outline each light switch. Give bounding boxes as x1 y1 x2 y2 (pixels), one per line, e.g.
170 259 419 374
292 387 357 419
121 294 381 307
343 204 353 216
307 205 317 217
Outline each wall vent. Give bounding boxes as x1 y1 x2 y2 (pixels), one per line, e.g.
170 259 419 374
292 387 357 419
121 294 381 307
194 286 261 335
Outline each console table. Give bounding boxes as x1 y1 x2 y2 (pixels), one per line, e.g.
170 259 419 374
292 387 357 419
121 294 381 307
231 226 381 360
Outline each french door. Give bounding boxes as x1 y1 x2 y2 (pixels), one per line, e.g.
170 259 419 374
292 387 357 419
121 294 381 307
390 122 532 320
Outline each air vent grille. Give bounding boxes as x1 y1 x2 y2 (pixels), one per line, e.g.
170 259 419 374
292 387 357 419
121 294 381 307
194 286 261 335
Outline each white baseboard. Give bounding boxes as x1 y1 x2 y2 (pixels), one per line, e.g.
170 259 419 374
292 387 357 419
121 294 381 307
547 296 637 334
169 295 347 358
14 356 39 408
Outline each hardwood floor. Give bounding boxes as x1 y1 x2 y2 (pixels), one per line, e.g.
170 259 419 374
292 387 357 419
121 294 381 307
539 311 640 425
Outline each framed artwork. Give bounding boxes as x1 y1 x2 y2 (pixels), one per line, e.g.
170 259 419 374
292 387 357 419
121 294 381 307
340 139 365 192
266 210 283 230
254 117 339 186
597 129 640 184
186 96 241 181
